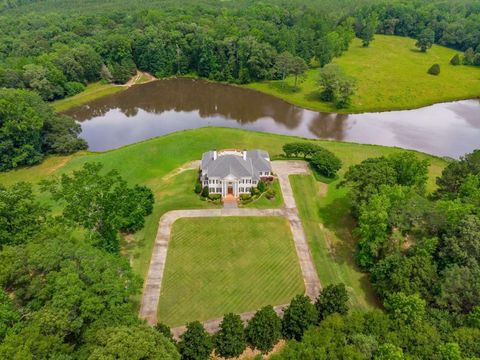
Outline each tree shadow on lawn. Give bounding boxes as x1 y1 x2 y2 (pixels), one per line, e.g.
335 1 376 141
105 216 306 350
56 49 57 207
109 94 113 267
305 90 324 102
269 81 302 94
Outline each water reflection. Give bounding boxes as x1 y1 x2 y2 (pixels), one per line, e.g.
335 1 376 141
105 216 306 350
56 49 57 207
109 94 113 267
65 78 480 158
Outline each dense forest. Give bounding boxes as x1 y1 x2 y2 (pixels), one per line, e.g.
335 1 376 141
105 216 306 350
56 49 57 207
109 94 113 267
270 149 480 359
1 0 480 104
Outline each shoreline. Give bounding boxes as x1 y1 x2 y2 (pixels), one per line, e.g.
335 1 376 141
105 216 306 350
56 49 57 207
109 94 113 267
53 73 480 115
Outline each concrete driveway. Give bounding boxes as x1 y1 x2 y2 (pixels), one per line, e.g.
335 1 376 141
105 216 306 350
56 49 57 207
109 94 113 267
139 160 321 332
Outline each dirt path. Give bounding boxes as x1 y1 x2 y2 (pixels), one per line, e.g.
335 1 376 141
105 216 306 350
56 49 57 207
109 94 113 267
139 161 322 331
162 160 200 181
123 70 157 88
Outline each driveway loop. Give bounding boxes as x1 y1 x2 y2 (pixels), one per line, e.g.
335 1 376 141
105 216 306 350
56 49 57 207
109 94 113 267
139 161 322 329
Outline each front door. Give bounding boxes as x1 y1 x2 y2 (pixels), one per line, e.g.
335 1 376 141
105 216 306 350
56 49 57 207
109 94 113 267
227 186 233 195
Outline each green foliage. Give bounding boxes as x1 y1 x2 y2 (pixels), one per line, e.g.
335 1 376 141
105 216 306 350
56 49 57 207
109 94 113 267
274 52 308 86
0 229 142 358
374 343 404 360
318 64 356 108
0 88 86 171
436 149 480 199
88 325 180 360
315 283 349 321
265 188 276 200
310 148 342 178
194 182 202 194
0 182 47 248
201 186 209 198
214 313 246 358
467 306 480 329
342 152 429 215
428 63 441 75
155 322 175 343
450 54 461 65
416 28 435 52
0 290 19 341
245 305 282 354
178 321 213 360
41 162 154 252
257 180 267 193
356 11 379 47
281 295 318 341
384 292 426 324
64 81 86 97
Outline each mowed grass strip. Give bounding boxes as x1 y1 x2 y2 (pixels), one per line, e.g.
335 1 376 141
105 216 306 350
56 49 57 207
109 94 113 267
290 174 379 310
157 216 304 326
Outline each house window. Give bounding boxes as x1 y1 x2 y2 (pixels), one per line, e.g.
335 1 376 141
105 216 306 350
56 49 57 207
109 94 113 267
209 187 214 192
253 181 257 185
246 187 250 192
217 188 221 193
204 181 208 185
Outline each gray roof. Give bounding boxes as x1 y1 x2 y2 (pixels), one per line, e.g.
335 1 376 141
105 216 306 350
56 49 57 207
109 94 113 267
201 150 271 180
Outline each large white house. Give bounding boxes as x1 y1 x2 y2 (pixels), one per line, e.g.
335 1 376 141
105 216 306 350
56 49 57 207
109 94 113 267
200 149 272 197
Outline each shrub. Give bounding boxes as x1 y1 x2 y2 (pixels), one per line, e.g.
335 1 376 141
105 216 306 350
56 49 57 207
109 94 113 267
310 148 342 178
194 182 202 194
282 142 323 159
208 194 221 201
450 54 461 65
265 188 276 199
240 194 252 202
64 81 86 97
201 186 209 198
428 64 440 75
257 181 267 193
250 187 260 196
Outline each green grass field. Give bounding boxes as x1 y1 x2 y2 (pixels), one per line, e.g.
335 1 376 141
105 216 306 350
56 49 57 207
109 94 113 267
291 174 378 310
243 180 284 208
157 216 304 326
52 82 125 112
247 35 480 113
0 127 447 311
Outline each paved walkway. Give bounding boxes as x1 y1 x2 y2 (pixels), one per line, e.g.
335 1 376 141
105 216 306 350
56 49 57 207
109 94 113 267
139 161 322 331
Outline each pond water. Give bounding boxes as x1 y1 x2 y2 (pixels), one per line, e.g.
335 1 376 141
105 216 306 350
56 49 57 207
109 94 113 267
65 78 480 158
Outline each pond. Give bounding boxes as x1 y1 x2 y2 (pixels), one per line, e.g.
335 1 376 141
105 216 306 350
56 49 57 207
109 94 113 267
65 78 480 158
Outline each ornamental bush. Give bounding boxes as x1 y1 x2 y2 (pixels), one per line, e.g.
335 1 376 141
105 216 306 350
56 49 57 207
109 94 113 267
265 188 276 199
201 186 209 198
194 182 202 194
428 64 440 75
450 54 461 65
257 180 267 193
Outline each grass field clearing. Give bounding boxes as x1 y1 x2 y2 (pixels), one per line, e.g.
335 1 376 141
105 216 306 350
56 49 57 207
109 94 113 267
247 35 480 113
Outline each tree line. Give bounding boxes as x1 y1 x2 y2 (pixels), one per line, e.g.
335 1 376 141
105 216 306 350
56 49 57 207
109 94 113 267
0 0 355 101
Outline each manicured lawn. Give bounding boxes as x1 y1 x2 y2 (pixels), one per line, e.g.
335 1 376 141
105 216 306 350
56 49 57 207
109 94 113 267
0 127 446 286
52 82 125 112
247 35 480 113
243 180 284 208
157 216 304 326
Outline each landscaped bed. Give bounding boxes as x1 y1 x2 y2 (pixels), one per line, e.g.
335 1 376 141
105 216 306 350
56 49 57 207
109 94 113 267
157 216 304 326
